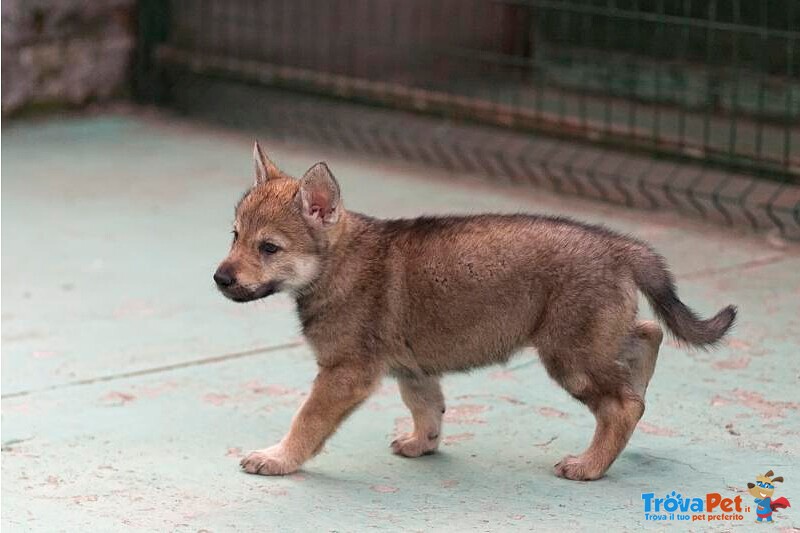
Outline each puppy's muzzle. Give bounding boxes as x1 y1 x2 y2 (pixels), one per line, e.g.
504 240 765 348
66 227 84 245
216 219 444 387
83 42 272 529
214 265 278 302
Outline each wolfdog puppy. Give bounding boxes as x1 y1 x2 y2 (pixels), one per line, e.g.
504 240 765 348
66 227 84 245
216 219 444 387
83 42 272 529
214 142 736 481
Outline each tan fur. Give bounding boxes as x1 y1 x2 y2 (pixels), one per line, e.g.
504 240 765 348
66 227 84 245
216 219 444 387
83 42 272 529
215 143 734 481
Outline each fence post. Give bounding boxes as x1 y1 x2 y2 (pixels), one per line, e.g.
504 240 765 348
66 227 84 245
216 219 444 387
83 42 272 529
134 0 171 104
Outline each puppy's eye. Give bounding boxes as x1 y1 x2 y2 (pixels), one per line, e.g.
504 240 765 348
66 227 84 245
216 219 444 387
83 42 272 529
259 241 280 255
232 230 239 242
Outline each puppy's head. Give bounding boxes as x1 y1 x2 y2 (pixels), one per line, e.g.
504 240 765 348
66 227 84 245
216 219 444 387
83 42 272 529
214 141 342 302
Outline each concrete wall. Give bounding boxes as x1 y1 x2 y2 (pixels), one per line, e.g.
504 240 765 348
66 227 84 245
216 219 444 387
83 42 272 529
1 0 136 115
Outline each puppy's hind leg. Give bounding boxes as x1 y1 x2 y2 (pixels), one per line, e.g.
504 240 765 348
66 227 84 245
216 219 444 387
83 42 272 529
391 375 445 458
539 345 641 480
545 321 663 481
622 320 663 401
553 389 644 481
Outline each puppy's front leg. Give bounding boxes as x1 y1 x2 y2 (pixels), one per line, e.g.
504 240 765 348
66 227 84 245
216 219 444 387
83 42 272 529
391 376 445 457
241 363 381 476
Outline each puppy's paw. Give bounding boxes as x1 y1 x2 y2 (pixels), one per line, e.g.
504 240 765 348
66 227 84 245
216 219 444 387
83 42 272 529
554 454 604 481
390 432 439 458
240 445 300 476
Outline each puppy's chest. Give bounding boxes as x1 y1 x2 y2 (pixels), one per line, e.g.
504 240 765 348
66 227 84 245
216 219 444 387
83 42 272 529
297 301 378 358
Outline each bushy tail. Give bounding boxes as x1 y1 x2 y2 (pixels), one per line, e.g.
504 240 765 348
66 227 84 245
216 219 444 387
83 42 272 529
631 247 737 347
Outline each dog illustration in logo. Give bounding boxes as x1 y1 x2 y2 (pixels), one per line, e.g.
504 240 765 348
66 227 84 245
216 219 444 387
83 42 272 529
747 470 790 522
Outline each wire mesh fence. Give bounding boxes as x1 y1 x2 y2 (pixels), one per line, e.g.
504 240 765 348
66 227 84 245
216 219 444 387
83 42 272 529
142 0 800 238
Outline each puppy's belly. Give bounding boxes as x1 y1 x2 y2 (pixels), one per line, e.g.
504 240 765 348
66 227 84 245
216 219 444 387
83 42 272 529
398 329 527 375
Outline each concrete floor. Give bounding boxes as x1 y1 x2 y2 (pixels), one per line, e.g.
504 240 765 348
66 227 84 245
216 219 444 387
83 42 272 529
2 112 799 532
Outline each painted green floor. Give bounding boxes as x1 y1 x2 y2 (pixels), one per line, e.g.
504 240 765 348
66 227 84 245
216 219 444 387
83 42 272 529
2 113 799 532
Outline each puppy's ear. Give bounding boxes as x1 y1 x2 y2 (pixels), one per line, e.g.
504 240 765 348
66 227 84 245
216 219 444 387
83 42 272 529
298 162 341 226
253 141 282 186
765 470 774 478
772 476 784 484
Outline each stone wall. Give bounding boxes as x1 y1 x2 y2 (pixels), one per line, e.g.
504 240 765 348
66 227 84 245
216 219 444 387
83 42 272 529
2 0 136 115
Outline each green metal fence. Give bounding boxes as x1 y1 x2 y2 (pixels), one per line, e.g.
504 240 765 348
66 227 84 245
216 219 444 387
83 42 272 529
142 0 800 236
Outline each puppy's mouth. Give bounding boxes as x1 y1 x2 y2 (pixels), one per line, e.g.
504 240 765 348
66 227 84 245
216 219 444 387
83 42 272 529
760 491 768 498
218 282 279 303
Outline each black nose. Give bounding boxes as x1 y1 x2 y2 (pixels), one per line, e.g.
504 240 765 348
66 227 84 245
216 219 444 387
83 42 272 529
213 266 235 287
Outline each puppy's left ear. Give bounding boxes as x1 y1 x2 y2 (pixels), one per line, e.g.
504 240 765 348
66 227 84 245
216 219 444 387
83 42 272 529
298 162 341 226
253 140 282 186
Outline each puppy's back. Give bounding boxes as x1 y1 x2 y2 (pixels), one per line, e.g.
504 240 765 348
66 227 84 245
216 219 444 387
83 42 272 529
360 214 641 372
